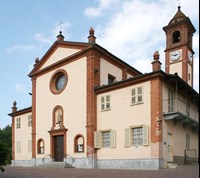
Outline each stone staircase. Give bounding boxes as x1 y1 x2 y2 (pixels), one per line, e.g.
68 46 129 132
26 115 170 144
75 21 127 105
39 162 74 168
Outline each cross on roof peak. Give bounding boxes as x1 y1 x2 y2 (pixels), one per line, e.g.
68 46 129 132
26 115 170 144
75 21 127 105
58 20 64 32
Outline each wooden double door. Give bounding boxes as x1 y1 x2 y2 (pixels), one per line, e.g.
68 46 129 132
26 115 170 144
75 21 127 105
54 135 64 162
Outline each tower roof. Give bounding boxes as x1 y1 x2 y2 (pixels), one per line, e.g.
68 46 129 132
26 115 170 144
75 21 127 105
163 6 196 33
168 6 187 25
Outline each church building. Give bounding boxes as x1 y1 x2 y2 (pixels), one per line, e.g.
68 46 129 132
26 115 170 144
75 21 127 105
9 6 199 170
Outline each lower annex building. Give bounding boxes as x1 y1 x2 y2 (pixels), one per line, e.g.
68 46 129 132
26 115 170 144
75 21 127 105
9 6 199 169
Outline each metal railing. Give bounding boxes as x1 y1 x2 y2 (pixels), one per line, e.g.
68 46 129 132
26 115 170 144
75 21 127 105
184 149 198 164
64 154 75 165
163 98 199 122
42 154 51 163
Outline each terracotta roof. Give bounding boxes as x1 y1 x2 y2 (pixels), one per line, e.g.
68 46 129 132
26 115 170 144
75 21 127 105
8 106 32 117
95 70 199 106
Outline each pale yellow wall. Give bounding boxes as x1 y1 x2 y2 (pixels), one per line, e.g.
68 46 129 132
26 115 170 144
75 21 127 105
41 47 81 69
36 57 87 158
96 82 151 159
163 121 199 161
169 62 182 77
15 112 32 160
173 124 198 156
100 58 122 85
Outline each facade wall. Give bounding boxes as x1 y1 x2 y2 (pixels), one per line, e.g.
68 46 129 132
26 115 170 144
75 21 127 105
35 57 87 158
163 120 199 163
169 62 182 77
96 81 151 159
41 47 81 69
14 112 32 160
100 58 122 85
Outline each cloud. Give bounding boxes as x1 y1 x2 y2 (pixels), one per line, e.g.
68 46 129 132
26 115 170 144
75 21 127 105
6 20 72 54
85 0 199 91
84 0 120 18
96 0 171 68
6 44 39 53
34 33 53 45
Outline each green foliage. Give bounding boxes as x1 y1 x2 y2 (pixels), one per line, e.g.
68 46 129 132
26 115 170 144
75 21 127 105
0 125 12 165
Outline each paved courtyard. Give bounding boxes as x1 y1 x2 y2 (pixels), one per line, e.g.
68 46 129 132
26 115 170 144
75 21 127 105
0 165 199 178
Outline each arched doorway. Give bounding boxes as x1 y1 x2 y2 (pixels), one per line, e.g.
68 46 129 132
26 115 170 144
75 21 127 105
49 105 67 162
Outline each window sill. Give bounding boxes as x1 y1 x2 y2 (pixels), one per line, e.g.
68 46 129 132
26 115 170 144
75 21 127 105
101 109 111 112
130 102 144 106
101 147 111 149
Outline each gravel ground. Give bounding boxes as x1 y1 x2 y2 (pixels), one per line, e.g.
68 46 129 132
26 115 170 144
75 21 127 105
0 165 199 178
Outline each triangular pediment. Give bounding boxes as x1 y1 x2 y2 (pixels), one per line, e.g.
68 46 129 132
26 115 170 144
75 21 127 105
40 46 81 70
29 41 90 77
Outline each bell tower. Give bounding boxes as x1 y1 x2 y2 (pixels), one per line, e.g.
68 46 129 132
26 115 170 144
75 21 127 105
163 6 196 87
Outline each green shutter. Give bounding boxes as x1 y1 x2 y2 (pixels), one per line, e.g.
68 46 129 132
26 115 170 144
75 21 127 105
143 125 149 146
111 130 116 148
94 131 101 148
125 128 131 147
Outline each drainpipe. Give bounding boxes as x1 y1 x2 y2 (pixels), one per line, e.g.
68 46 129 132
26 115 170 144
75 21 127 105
175 79 178 112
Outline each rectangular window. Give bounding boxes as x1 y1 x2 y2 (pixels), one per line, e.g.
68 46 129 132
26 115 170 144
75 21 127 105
186 134 190 150
108 74 116 84
28 115 32 126
16 141 21 153
131 87 143 105
16 118 21 128
125 125 149 147
132 127 143 146
94 130 116 148
102 131 111 148
186 101 190 117
28 140 32 152
168 90 175 112
101 95 111 111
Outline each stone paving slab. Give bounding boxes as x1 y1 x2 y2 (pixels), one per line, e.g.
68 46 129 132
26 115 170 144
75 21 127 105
0 165 199 178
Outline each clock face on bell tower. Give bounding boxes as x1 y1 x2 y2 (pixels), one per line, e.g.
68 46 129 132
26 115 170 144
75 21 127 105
169 49 182 61
163 6 196 87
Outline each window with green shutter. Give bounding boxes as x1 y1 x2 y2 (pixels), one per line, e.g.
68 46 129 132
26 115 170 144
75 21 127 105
125 125 149 147
94 130 116 148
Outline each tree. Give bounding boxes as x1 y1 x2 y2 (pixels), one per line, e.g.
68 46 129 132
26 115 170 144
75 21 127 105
0 125 12 165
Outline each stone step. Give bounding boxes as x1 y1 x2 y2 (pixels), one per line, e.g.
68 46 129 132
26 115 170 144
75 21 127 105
167 162 178 169
39 162 74 168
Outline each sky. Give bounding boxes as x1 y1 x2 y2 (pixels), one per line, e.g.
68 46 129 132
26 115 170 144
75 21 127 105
0 0 199 128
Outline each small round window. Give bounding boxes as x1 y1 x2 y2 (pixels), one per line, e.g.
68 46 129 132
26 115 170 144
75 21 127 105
50 69 68 94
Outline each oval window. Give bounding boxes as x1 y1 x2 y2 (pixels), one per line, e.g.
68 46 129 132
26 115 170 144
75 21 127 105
50 70 68 94
55 74 67 91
